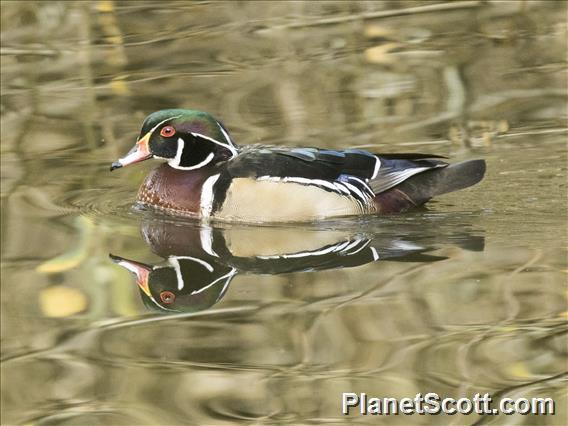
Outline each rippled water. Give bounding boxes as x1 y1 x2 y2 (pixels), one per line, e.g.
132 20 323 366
1 1 567 425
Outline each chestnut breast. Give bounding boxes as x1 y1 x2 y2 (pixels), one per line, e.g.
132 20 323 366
137 164 211 215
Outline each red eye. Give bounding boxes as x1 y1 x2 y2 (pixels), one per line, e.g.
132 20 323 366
160 291 176 304
160 126 176 138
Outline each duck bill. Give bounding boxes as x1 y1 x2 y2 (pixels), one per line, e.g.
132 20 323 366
110 132 152 171
109 254 152 297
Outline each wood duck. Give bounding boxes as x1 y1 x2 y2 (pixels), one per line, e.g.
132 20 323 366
110 109 486 222
110 220 484 313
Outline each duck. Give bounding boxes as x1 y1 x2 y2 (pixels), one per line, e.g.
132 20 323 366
110 109 486 223
109 219 484 313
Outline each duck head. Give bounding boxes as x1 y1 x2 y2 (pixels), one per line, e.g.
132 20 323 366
109 253 236 313
110 109 237 171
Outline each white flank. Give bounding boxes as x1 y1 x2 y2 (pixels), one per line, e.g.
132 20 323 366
200 173 221 218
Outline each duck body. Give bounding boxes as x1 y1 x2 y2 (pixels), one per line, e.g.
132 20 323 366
111 109 486 223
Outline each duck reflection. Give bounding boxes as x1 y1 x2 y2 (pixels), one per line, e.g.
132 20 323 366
111 220 484 313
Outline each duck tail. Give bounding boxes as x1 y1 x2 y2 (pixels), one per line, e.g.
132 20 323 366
374 159 486 213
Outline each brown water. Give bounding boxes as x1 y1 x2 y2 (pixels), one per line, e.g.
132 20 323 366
1 1 567 425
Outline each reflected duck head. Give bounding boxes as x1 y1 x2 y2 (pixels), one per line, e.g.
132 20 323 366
109 253 236 313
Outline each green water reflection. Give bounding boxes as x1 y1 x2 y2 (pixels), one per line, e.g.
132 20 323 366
1 1 567 425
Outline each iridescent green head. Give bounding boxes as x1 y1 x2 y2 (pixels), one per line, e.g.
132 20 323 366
110 109 237 171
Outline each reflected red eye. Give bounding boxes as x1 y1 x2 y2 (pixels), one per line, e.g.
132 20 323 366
160 291 176 304
160 126 176 138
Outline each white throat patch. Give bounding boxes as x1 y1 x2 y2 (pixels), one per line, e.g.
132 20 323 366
168 138 215 170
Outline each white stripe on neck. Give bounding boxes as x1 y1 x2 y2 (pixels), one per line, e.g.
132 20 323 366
169 138 215 170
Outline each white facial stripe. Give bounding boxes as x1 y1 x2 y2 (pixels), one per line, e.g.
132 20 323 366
172 256 214 272
217 122 234 146
191 268 237 296
148 114 184 138
168 138 216 170
200 173 221 218
168 257 185 291
148 294 177 311
215 270 235 302
171 152 214 170
191 132 238 158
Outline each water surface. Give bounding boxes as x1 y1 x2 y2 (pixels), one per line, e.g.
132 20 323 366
1 1 567 425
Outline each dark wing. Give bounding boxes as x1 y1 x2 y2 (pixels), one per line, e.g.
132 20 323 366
227 146 447 195
227 146 378 180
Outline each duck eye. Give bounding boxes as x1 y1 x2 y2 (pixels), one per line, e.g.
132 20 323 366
160 291 176 304
160 126 176 138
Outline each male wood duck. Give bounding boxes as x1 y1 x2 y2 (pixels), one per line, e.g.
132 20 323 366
110 109 486 222
110 219 483 313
